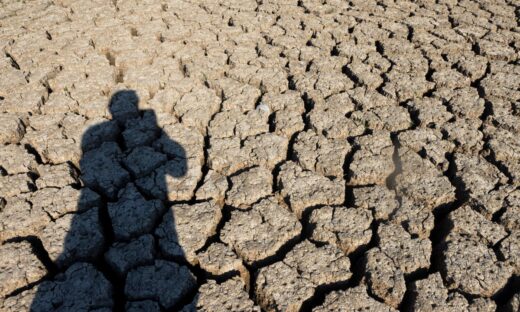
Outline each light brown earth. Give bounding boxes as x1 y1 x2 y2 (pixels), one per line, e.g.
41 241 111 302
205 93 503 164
1 0 519 311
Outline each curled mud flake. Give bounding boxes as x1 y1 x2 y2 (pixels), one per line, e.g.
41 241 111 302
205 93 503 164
441 233 513 297
313 285 397 312
156 200 221 265
125 260 196 310
185 278 260 312
348 131 395 186
0 241 47 298
309 206 372 255
30 263 114 312
255 240 351 312
278 161 345 219
40 207 104 268
221 196 301 264
225 166 273 209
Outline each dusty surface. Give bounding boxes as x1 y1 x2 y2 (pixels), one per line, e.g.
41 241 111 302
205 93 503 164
1 0 519 311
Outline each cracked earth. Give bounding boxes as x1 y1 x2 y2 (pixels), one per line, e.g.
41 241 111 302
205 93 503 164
1 0 520 311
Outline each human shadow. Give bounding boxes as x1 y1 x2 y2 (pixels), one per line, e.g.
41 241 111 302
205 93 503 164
30 90 196 311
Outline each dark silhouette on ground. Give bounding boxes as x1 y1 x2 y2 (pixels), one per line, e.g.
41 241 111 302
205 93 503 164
30 90 196 311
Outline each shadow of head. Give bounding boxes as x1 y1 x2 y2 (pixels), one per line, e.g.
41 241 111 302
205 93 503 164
108 89 188 179
109 90 140 123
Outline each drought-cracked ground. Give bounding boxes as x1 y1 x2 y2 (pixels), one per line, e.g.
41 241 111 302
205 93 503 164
1 0 520 311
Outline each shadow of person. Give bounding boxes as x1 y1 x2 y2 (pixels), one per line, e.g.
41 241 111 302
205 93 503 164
30 90 197 311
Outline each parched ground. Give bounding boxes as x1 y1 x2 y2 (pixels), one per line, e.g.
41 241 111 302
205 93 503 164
1 0 520 311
